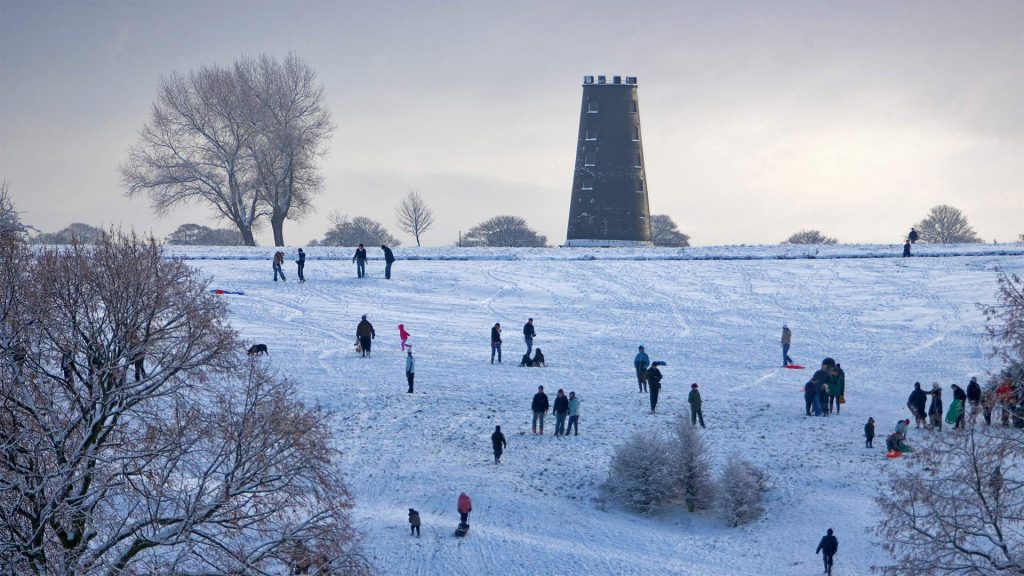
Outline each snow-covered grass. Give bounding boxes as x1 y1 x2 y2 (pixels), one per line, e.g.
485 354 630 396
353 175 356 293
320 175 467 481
190 250 1024 575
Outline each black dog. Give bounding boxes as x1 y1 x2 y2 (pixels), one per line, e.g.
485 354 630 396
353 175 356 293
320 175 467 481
247 344 268 356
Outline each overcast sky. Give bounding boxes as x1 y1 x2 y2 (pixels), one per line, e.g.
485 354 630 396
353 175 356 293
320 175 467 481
1 0 1021 246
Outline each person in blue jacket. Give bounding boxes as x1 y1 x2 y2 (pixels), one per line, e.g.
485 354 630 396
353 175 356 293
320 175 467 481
634 346 650 393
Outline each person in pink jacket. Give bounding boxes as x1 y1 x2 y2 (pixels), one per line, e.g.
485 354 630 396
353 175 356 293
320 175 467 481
457 492 472 526
398 324 411 351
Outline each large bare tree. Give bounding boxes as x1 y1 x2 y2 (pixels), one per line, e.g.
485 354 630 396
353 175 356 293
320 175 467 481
395 190 434 247
914 204 982 244
0 181 35 244
0 235 367 575
237 54 333 247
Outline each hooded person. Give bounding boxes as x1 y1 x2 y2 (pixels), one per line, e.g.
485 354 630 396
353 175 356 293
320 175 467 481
457 492 472 526
864 417 875 448
928 383 944 430
491 425 507 464
816 528 839 575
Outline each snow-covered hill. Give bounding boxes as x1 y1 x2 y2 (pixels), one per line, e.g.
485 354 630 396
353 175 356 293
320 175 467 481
190 250 1024 575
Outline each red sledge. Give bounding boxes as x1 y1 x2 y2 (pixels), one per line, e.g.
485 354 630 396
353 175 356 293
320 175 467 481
784 364 805 370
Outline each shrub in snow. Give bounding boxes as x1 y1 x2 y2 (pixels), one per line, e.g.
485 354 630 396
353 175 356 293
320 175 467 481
671 417 716 512
602 432 677 515
718 454 768 527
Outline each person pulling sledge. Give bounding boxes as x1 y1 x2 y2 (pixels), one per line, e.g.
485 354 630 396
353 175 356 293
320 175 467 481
781 325 793 367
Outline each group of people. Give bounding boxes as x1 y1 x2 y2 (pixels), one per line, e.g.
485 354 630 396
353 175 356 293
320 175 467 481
269 244 399 282
633 345 706 424
903 227 918 257
271 248 305 282
802 358 846 417
529 386 580 437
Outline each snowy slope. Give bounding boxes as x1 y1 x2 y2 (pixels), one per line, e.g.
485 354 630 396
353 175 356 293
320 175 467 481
190 251 1024 575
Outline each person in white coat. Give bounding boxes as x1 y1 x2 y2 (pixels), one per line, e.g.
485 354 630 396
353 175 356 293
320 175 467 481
406 349 415 393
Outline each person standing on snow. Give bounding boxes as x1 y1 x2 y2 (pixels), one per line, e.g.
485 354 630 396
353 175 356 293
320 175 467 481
804 380 818 416
398 324 411 351
903 241 912 258
531 385 549 435
647 361 664 413
381 244 395 279
951 384 967 429
688 383 705 427
408 508 421 537
781 325 793 367
457 492 472 526
272 251 286 282
405 348 415 393
864 417 875 448
491 425 507 464
634 346 650 393
566 391 581 436
356 315 375 357
295 248 306 283
352 243 367 278
552 389 569 436
928 383 944 430
523 318 536 355
966 376 982 417
908 227 919 244
816 528 839 575
907 382 928 428
828 364 844 415
490 323 502 364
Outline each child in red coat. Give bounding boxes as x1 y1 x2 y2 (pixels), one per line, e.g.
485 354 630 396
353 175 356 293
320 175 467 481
398 324 411 351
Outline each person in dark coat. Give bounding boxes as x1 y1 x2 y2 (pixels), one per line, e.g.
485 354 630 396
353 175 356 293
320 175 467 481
408 508 421 537
966 376 982 417
490 323 502 364
903 241 912 257
816 528 839 575
909 227 919 244
634 346 650 393
532 348 546 367
531 386 549 435
907 382 928 428
296 248 306 283
356 315 375 357
519 352 533 367
647 362 664 413
523 318 536 355
928 383 943 430
951 384 967 429
864 417 875 448
688 383 705 427
491 425 507 464
352 243 367 278
381 245 395 279
552 389 569 436
804 380 817 416
405 349 415 393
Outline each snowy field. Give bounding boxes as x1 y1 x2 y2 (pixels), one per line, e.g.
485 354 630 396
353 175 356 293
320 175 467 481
188 248 1024 575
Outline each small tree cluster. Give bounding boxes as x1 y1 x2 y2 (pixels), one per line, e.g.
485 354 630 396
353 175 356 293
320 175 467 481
460 215 547 247
165 223 244 246
718 455 768 527
782 230 837 245
650 214 691 247
314 213 401 247
914 204 982 244
31 222 107 245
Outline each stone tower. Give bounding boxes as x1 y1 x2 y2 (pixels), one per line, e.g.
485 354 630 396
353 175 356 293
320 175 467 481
565 75 652 247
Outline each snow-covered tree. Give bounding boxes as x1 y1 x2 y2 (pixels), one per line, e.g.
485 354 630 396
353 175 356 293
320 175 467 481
914 204 982 244
601 432 677 515
460 215 547 247
0 181 35 244
166 223 243 246
718 455 768 527
671 417 716 512
650 214 691 247
782 229 837 245
395 190 435 247
985 270 1024 363
316 213 401 247
0 234 367 575
31 223 107 245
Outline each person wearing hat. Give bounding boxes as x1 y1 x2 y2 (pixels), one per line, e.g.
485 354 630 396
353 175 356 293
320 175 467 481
928 383 944 430
408 508 421 537
687 383 705 427
816 528 839 575
781 325 793 367
491 425 506 464
634 345 650 393
566 391 581 436
646 362 664 413
356 314 375 357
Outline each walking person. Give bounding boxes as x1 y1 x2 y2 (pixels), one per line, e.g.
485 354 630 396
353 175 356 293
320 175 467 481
688 383 705 427
398 324 411 351
523 318 536 355
781 325 793 367
356 315 375 357
405 349 415 393
865 417 875 448
566 391 580 436
531 385 549 435
647 361 664 413
951 384 967 429
552 389 569 437
273 251 286 282
457 492 472 527
295 248 306 283
634 345 650 392
490 323 502 364
352 243 367 278
491 425 506 464
408 509 421 537
816 528 839 575
381 244 395 279
909 227 919 244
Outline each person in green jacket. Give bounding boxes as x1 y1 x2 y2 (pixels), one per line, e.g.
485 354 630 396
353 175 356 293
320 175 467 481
828 364 845 415
688 383 705 428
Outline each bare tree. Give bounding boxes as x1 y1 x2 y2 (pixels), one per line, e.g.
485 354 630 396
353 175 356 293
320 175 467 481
671 417 716 512
395 190 435 247
316 213 401 247
236 54 334 247
31 223 107 245
0 182 35 244
782 230 838 245
718 454 768 527
461 215 547 247
650 214 691 247
0 234 367 575
601 432 677 515
915 204 982 244
984 271 1024 362
166 223 243 246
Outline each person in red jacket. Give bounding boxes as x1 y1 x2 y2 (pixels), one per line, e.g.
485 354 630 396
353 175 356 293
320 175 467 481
457 492 472 526
996 380 1014 426
398 324 411 351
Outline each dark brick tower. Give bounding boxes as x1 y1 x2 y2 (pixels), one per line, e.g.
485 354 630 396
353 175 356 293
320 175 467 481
565 75 652 246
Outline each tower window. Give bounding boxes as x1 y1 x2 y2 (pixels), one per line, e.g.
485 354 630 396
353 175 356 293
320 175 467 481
632 126 640 142
631 100 638 113
634 153 642 168
584 150 596 166
587 99 599 113
582 176 594 190
636 179 644 192
585 127 597 141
